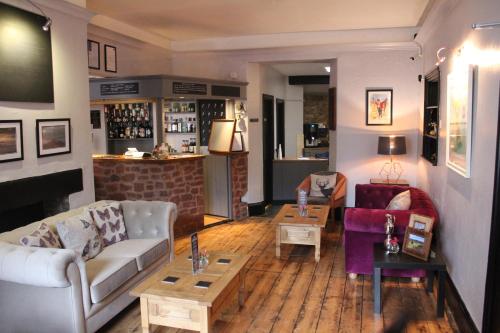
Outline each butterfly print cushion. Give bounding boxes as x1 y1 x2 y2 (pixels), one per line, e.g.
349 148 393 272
19 222 62 249
89 202 128 247
56 210 102 261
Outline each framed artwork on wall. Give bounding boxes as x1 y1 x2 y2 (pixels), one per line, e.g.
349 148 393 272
104 44 117 73
87 40 100 70
0 120 23 163
366 89 393 126
446 64 475 178
36 119 71 158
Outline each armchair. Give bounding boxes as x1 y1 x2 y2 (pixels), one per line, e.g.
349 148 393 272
297 171 347 220
344 184 438 278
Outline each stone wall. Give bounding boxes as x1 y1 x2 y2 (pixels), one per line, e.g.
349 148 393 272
93 157 205 237
230 153 249 220
303 93 329 125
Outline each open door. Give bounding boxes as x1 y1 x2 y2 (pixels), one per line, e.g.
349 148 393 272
262 94 274 205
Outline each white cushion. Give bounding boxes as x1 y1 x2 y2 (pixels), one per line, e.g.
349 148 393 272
310 173 337 198
19 222 61 248
86 256 138 304
96 238 168 271
386 190 411 210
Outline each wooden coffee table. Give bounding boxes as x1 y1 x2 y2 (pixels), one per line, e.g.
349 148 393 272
273 204 330 262
130 251 251 333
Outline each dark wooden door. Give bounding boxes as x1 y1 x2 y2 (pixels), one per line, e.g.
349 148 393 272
276 98 285 155
262 94 275 205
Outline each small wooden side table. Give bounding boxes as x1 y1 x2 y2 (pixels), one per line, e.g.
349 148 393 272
370 178 409 186
373 243 447 317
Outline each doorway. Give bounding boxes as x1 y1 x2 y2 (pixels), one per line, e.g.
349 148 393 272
276 99 285 156
483 85 500 333
262 94 275 205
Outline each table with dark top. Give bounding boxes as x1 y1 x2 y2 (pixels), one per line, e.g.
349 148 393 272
373 243 447 317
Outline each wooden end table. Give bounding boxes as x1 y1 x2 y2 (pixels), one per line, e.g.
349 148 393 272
131 251 251 333
273 204 330 262
373 243 447 317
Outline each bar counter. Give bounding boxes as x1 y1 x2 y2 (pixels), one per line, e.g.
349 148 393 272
93 154 205 236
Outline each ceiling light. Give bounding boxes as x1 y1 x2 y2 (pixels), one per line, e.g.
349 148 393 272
26 0 51 32
435 47 446 66
472 22 500 30
324 66 330 73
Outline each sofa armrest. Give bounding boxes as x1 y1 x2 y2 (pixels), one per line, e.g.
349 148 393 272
121 200 177 261
344 208 414 235
0 242 79 287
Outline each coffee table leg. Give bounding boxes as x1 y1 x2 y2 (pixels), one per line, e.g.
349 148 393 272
140 297 150 333
276 225 281 258
437 270 446 317
239 270 246 307
200 306 212 333
314 228 321 262
374 267 382 314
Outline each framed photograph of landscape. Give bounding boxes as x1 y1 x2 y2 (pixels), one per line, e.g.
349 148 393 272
402 227 433 261
87 39 100 70
446 65 475 178
0 120 23 163
104 44 117 73
366 89 393 126
36 119 71 158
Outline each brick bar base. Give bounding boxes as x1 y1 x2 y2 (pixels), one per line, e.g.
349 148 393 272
230 152 248 220
93 157 205 237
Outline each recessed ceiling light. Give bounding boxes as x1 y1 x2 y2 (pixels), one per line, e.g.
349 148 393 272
324 66 331 73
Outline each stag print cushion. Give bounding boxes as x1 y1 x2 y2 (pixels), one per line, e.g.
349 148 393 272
310 173 337 198
56 210 102 261
20 222 62 249
89 202 128 247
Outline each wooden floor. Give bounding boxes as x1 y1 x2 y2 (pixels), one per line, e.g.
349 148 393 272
100 216 457 333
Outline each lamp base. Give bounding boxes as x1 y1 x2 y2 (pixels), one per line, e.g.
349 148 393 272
379 160 404 182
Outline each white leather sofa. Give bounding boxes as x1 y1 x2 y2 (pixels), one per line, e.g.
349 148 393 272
0 200 177 333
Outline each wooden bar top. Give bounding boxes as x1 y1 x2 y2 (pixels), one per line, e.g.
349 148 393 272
273 157 328 162
92 154 205 163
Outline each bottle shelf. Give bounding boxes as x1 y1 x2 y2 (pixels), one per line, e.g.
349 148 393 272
108 138 153 141
164 132 197 134
164 112 196 114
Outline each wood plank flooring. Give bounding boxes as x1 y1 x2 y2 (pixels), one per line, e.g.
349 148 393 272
99 216 457 333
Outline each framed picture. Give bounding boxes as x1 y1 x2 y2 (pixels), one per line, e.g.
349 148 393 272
402 227 433 261
366 89 393 125
104 44 117 73
0 120 23 163
408 214 434 232
446 64 475 178
87 40 100 70
36 119 71 157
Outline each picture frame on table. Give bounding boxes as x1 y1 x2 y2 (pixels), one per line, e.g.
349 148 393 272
0 120 23 163
87 39 100 70
402 227 433 261
36 118 71 158
408 214 434 232
366 89 393 126
104 44 117 73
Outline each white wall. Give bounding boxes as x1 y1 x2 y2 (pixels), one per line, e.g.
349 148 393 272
417 0 500 328
284 84 304 158
0 1 94 208
336 51 422 206
88 25 172 77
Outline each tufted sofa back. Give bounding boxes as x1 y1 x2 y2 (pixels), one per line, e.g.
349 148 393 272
355 184 436 210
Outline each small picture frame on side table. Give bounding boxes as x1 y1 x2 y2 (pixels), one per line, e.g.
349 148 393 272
408 214 434 232
402 227 432 261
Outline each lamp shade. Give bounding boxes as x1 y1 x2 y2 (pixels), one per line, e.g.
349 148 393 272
378 136 406 155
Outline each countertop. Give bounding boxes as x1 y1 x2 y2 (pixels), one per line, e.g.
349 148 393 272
273 157 329 162
92 154 205 162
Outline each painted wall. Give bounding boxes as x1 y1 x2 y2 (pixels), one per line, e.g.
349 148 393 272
284 83 304 158
88 25 171 77
0 1 94 208
336 51 421 206
417 0 500 328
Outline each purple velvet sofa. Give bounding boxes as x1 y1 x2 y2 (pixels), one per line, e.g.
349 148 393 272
344 184 439 277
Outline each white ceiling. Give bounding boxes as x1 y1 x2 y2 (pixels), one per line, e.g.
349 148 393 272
270 62 331 76
87 0 430 41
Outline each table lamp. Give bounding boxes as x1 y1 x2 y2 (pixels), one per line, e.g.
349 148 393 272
377 135 406 182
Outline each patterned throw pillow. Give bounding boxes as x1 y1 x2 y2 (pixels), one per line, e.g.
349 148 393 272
89 202 128 247
20 222 62 249
56 210 102 261
310 173 337 198
386 190 412 210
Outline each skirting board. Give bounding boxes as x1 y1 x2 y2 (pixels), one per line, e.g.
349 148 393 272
444 274 479 333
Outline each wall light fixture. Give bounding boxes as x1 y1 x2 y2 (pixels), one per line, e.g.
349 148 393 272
26 0 51 32
435 47 446 66
472 22 500 30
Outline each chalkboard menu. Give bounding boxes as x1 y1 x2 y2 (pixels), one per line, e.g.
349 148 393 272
198 100 226 146
100 82 139 96
173 82 207 95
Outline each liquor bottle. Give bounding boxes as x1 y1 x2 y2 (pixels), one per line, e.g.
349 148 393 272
119 123 125 138
171 118 177 132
